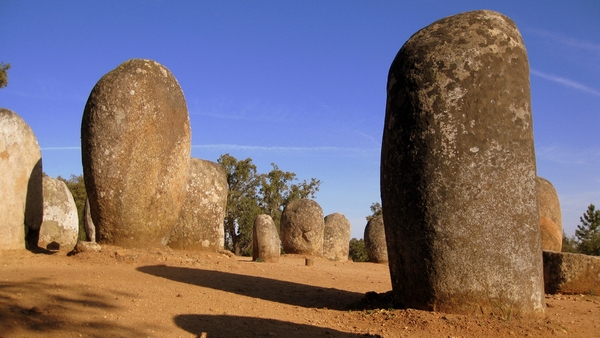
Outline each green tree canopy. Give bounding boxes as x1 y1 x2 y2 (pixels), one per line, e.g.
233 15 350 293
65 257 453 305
0 62 10 89
575 203 600 256
217 154 321 256
348 238 368 262
366 202 382 222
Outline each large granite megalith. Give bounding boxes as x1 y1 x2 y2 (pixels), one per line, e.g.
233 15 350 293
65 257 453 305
38 175 79 251
168 158 227 251
323 213 351 261
381 10 545 315
280 199 324 256
364 215 388 263
0 108 43 250
81 59 191 248
252 214 280 262
536 177 562 251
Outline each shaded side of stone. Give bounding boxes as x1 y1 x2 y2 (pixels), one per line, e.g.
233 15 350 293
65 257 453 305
543 251 600 295
81 59 191 248
38 175 79 251
168 158 227 251
280 199 324 256
252 214 280 262
536 177 563 251
381 10 544 315
0 108 43 250
322 213 351 261
364 215 388 263
83 198 96 242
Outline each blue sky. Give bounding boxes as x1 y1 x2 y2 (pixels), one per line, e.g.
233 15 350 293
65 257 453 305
1 1 598 239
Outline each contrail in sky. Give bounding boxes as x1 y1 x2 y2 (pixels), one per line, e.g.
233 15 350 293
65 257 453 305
531 69 600 97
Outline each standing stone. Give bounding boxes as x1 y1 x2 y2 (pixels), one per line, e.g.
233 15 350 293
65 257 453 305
252 214 280 262
168 158 227 251
83 198 96 242
38 175 79 251
381 10 545 315
322 213 351 261
536 177 562 251
81 59 191 248
280 199 324 256
0 108 43 250
364 215 388 263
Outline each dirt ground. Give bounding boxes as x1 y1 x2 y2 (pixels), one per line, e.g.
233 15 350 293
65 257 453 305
0 247 598 338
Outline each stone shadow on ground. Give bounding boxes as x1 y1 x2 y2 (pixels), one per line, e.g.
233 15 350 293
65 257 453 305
0 278 148 337
174 314 375 338
137 265 364 310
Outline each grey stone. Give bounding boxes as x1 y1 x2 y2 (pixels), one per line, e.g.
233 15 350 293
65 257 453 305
75 240 102 253
81 59 191 248
83 198 96 242
323 213 351 261
381 10 545 315
543 251 600 295
364 215 388 263
38 175 79 251
280 199 324 256
252 214 280 262
0 108 43 250
536 177 562 251
168 158 227 251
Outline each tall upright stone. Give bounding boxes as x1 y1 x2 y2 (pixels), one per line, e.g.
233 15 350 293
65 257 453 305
280 199 324 256
81 59 191 248
0 108 43 250
252 214 280 262
83 198 96 242
381 10 545 315
322 213 351 261
168 158 227 251
364 215 388 263
38 175 79 251
536 177 562 251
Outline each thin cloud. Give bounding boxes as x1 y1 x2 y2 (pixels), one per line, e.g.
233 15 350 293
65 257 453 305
528 28 600 54
530 69 600 97
537 145 600 166
192 144 378 155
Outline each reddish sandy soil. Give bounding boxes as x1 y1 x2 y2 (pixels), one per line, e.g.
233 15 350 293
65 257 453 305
0 247 598 338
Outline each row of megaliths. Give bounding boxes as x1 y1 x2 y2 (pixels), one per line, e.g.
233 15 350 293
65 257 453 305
81 59 227 250
381 10 546 316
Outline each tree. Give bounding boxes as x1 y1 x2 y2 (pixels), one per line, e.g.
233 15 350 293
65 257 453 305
57 174 87 241
259 163 320 231
218 154 262 256
218 154 321 256
0 62 10 89
561 231 579 253
575 204 600 256
348 238 368 262
366 202 382 222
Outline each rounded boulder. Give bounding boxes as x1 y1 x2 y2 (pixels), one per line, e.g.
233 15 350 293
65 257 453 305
252 214 280 262
81 59 191 248
536 177 563 251
323 213 351 261
280 199 324 256
0 108 43 250
38 175 79 251
364 215 388 263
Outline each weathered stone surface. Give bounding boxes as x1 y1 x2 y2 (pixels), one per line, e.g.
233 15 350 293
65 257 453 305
38 175 79 251
364 215 388 263
381 10 545 315
168 158 227 251
75 240 102 253
81 59 191 248
280 199 324 256
543 251 600 295
252 214 280 262
0 108 43 250
83 198 96 242
536 177 562 251
323 213 351 261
